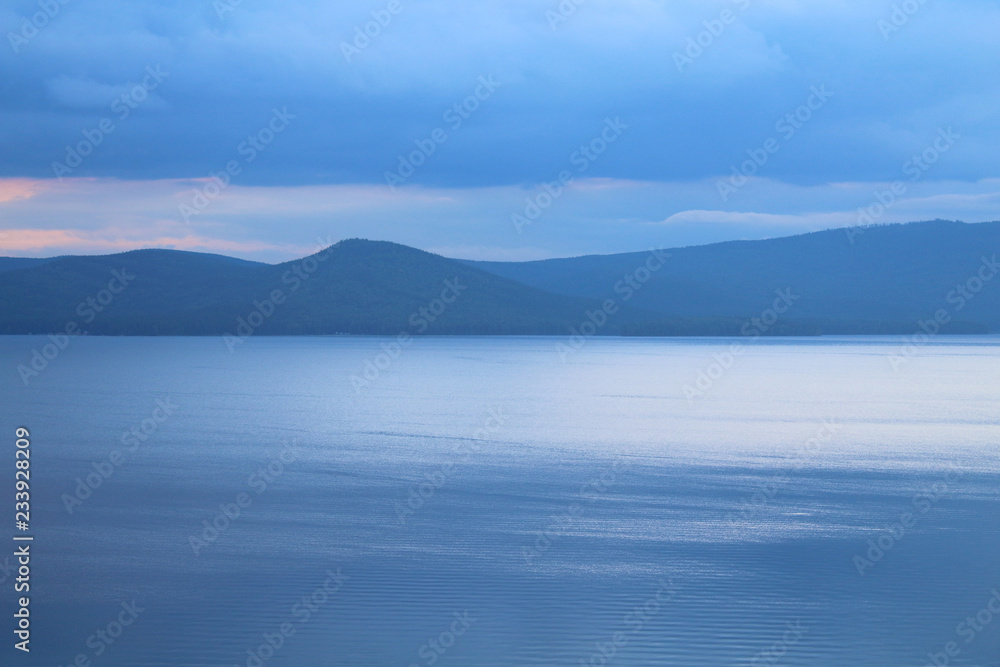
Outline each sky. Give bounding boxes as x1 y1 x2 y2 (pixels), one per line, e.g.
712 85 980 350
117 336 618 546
1 0 998 262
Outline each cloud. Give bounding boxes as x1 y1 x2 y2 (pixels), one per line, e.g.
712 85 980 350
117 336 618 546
46 76 131 109
1 176 997 261
661 210 853 228
0 178 50 204
0 0 998 188
0 227 309 258
0 1 998 257
424 244 559 261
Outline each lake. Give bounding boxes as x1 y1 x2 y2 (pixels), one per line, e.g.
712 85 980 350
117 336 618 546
2 335 999 666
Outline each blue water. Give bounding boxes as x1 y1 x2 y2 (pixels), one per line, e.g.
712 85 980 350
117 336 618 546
1 335 998 666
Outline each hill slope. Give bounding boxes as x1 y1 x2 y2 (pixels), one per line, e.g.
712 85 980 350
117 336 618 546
0 257 59 273
1 221 997 335
0 241 635 335
466 220 1000 332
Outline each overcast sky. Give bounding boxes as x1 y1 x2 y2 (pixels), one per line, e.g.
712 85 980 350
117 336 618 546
1 0 998 261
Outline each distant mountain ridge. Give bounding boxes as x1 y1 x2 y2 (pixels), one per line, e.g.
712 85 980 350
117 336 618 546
0 220 997 335
467 220 1000 332
0 240 641 335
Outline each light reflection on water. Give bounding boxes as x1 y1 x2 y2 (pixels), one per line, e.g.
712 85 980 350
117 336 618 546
2 335 998 666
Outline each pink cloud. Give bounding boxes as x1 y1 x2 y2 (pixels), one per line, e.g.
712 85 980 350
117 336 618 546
0 228 307 259
0 179 51 204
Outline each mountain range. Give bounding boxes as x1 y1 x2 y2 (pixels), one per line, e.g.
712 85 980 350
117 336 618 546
1 220 997 336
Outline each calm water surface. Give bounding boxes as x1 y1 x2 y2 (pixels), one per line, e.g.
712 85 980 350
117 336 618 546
1 336 998 666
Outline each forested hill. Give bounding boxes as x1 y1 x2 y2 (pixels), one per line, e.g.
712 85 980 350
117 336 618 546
0 221 996 335
466 220 1000 333
0 241 643 335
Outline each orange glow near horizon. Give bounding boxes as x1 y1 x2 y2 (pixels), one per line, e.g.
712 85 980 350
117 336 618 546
0 178 51 204
0 228 309 258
